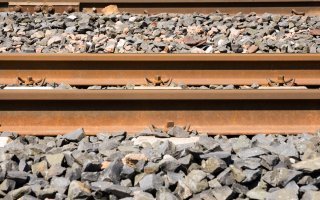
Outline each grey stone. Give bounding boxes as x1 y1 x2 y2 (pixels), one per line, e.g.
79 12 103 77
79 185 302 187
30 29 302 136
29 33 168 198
237 147 269 159
47 35 62 46
104 184 132 198
261 143 298 158
121 179 132 187
5 186 31 199
216 168 234 186
7 171 29 185
62 128 85 142
166 171 185 185
200 151 231 161
184 170 208 193
133 191 154 200
0 179 15 192
65 163 82 181
201 157 227 174
232 183 248 195
292 157 320 172
81 172 99 182
139 174 163 192
159 155 180 172
36 187 57 199
198 135 220 151
231 135 251 153
178 154 193 166
18 159 29 172
242 169 261 183
82 160 101 172
90 181 113 191
301 191 320 200
168 126 189 138
67 181 91 199
266 188 298 200
46 153 64 167
246 181 269 200
51 177 70 194
262 168 302 187
175 180 193 199
300 184 318 193
100 158 123 183
212 186 234 200
156 188 179 200
45 165 66 180
233 157 261 170
31 160 48 177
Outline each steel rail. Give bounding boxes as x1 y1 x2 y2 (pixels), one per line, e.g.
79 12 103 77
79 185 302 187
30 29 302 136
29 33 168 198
4 0 320 2
1 54 320 86
0 89 319 135
2 0 320 14
1 89 320 100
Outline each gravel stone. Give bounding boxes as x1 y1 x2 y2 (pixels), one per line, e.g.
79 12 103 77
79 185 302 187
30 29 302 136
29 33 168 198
212 186 234 200
62 128 85 142
46 153 64 167
0 12 315 53
184 170 208 193
237 147 269 159
159 155 180 172
100 158 123 184
2 129 320 199
0 179 15 192
201 157 227 174
262 168 302 187
292 157 320 172
104 184 132 198
51 177 70 194
7 171 29 185
168 126 190 138
266 188 298 200
139 174 163 192
67 181 91 199
302 191 320 200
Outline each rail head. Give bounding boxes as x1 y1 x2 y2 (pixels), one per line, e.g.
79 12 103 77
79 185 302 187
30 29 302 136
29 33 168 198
0 54 320 62
0 89 319 100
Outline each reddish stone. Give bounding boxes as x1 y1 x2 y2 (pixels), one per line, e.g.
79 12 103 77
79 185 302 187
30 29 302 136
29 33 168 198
310 29 320 36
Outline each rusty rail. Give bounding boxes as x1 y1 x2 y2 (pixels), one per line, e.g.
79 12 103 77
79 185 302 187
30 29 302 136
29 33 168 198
1 0 320 14
0 54 320 135
0 90 319 135
1 54 320 86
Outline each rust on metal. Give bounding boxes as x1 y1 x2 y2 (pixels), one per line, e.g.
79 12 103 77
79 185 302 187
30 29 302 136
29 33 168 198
1 0 320 14
291 9 305 15
145 75 172 86
0 90 319 135
8 2 80 13
16 76 46 86
267 75 295 87
0 54 320 86
1 90 320 100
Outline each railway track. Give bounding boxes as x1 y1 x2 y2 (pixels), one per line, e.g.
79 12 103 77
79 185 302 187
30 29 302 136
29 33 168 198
1 4 320 200
1 0 320 15
0 54 319 135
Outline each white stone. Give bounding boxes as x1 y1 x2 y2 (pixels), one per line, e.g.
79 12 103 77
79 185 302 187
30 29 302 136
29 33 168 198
0 137 12 147
4 86 54 90
133 86 182 90
133 136 199 146
67 15 77 20
258 86 307 90
129 17 137 22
